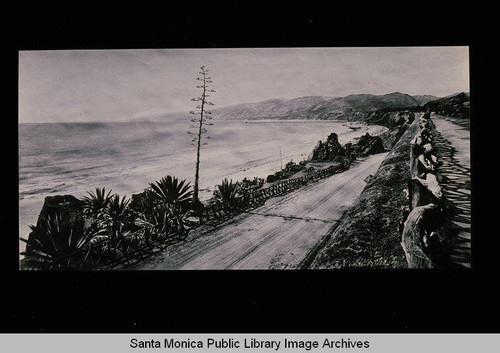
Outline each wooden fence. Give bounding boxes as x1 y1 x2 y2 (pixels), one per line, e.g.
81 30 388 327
199 163 348 225
83 163 348 270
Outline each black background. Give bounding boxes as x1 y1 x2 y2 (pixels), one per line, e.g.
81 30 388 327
4 3 497 334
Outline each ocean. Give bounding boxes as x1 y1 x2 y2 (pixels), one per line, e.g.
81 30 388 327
18 118 386 254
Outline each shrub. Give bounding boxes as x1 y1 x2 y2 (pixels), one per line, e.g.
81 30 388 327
21 212 95 270
149 176 193 212
82 187 114 233
214 178 243 207
148 176 195 238
100 194 131 242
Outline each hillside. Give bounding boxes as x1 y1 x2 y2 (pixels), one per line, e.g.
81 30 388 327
413 95 439 105
211 96 333 120
423 92 470 118
138 92 448 124
213 92 429 121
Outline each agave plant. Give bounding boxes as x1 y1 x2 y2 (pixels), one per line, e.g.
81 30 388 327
162 203 195 239
130 189 156 219
130 189 158 242
149 176 193 212
100 194 130 242
148 176 194 237
214 178 242 207
82 187 114 221
21 212 95 270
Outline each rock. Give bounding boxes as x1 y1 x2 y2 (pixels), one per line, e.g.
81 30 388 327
34 194 83 222
310 131 386 162
309 132 345 161
324 133 345 160
417 154 435 172
409 142 424 178
344 142 354 159
415 173 442 200
354 133 386 156
409 178 440 209
401 203 438 268
25 194 85 253
308 140 322 160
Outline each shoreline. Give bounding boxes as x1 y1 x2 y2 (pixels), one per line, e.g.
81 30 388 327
19 120 385 252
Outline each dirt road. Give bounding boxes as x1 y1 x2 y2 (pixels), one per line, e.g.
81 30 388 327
431 114 471 268
134 152 388 270
431 114 470 169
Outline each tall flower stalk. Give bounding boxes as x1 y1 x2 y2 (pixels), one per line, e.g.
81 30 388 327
189 66 215 219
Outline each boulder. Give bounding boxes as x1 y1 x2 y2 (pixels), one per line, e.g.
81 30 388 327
308 140 322 160
408 178 440 209
310 132 345 161
354 133 386 156
33 194 83 223
401 203 437 268
25 194 85 253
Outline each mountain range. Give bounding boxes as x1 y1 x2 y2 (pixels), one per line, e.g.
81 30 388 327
154 92 469 123
211 92 438 121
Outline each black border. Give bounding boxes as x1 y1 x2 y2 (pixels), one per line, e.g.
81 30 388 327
5 4 497 334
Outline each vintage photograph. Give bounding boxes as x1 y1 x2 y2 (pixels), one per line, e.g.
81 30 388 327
18 47 470 270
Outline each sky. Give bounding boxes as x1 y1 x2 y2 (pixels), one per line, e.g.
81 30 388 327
18 47 470 123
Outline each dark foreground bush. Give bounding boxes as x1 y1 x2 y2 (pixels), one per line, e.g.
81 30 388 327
21 212 95 270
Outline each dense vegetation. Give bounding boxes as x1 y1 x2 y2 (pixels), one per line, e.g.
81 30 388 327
21 170 293 270
21 176 202 270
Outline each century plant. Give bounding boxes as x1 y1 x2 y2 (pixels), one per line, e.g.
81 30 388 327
149 176 193 211
188 65 215 215
131 189 157 221
101 194 130 242
129 189 158 242
21 212 95 270
82 187 114 223
148 176 194 237
214 178 242 207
